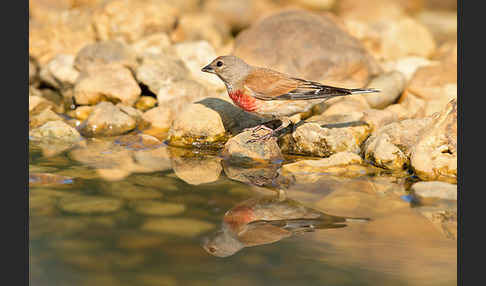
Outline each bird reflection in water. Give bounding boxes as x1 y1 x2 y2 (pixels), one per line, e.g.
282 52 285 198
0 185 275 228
202 193 370 257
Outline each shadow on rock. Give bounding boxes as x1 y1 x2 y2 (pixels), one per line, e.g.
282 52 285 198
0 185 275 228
196 97 266 134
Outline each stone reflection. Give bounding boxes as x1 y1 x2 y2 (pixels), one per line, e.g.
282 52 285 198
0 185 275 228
169 147 222 185
202 194 369 257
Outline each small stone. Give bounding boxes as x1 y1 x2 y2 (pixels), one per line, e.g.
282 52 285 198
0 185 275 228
364 71 406 109
135 54 190 94
91 0 179 44
142 106 172 130
171 153 223 185
67 106 93 121
74 63 141 106
29 108 63 129
79 101 137 137
168 102 228 148
381 56 438 82
131 201 186 216
141 218 214 237
29 95 57 115
130 33 172 57
222 130 284 164
74 40 138 72
410 99 457 183
411 181 457 200
29 120 83 143
29 173 73 186
59 195 123 214
135 96 157 111
39 54 79 89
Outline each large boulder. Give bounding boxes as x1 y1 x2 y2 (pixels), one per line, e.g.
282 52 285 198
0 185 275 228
233 10 382 88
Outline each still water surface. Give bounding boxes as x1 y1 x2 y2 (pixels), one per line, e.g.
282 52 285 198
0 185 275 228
29 138 456 286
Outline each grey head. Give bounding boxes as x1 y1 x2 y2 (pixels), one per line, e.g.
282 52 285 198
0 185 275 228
201 55 253 89
201 225 245 258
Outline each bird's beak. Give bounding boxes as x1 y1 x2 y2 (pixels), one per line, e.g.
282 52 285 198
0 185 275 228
201 64 214 73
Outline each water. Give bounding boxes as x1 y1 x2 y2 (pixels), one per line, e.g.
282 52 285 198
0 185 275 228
29 137 457 286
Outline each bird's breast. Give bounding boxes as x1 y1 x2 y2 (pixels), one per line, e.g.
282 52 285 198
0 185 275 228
228 90 258 112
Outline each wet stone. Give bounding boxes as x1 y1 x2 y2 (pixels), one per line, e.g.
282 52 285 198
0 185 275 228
29 173 74 186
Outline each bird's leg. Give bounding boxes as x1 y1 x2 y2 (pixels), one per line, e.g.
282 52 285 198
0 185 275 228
243 124 274 133
246 117 292 143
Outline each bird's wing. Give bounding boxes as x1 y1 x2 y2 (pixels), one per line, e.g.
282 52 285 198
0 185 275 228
243 68 352 101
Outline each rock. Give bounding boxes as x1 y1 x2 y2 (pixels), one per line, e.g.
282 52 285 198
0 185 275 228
100 181 163 200
116 103 146 126
59 195 123 214
29 57 38 85
129 33 172 58
39 54 79 89
168 101 228 148
29 108 63 129
411 181 457 200
135 54 190 95
363 117 433 170
203 0 280 32
386 91 427 120
416 10 457 45
280 152 374 181
130 201 186 216
141 218 214 237
135 96 157 111
432 40 457 65
74 40 137 72
336 0 423 22
79 101 137 137
405 62 457 116
381 56 437 82
290 0 335 10
360 108 400 131
279 121 363 157
29 95 57 115
410 99 457 183
170 149 223 185
91 0 179 44
67 106 93 121
29 11 96 65
29 120 83 143
74 63 141 106
222 130 284 164
343 16 436 61
157 79 209 107
142 106 172 130
415 207 457 240
364 71 406 109
173 41 226 90
170 13 231 50
233 10 381 88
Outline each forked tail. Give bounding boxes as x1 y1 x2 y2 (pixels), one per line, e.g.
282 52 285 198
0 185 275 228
349 88 381 94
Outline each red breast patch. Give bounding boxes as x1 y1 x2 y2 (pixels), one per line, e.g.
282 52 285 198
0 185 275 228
228 90 257 112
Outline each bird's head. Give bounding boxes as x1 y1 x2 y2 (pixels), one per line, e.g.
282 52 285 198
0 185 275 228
201 55 252 88
201 226 244 257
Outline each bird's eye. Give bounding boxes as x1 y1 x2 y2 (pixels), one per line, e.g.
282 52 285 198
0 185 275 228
208 246 216 253
216 61 223 67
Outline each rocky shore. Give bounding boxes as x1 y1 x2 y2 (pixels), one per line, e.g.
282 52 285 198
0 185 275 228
29 0 457 241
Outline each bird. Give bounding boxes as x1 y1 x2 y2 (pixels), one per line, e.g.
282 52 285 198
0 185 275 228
202 194 370 257
201 55 380 142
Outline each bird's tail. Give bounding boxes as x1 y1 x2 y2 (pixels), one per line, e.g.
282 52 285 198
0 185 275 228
349 88 381 94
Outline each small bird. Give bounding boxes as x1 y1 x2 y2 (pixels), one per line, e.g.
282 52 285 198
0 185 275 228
202 55 380 142
202 195 370 257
